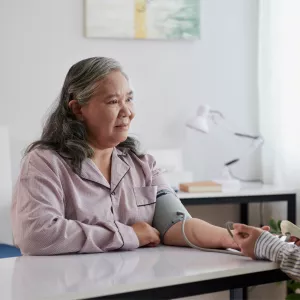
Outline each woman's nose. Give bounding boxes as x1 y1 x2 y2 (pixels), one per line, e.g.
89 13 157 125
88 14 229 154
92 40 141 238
120 105 131 117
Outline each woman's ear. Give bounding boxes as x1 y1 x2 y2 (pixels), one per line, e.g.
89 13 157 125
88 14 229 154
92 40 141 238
68 100 84 121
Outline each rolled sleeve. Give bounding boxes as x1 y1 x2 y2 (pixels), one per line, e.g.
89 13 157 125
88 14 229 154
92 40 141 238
255 231 300 281
115 221 140 250
255 231 285 261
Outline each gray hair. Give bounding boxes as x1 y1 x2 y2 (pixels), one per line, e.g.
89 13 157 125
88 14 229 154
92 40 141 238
26 57 142 174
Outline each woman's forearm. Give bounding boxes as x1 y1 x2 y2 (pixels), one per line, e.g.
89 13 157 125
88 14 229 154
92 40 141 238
164 218 231 248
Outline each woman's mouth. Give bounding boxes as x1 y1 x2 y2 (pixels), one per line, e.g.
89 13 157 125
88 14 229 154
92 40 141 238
115 124 129 130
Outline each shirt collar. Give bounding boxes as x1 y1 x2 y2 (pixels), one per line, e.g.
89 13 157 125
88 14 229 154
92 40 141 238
80 147 130 191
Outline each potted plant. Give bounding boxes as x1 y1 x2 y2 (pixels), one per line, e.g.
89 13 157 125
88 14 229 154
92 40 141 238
268 218 300 300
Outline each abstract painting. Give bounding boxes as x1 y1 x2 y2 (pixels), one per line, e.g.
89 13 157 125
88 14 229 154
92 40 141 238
85 0 200 40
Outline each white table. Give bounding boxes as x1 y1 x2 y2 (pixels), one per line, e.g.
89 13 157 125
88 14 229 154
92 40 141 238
178 184 298 299
0 246 288 300
178 185 297 299
178 184 298 225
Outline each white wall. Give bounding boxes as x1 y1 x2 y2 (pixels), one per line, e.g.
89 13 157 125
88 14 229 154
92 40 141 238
0 0 260 185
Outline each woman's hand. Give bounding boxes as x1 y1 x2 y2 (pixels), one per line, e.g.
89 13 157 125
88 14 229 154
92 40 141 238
131 222 161 247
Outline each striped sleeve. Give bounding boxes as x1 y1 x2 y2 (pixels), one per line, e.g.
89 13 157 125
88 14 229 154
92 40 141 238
255 231 300 281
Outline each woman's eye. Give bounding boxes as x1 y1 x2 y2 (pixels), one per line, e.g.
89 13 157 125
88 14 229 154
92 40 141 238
108 99 118 104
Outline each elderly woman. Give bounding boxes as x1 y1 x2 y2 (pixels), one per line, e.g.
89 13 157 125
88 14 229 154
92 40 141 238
12 57 238 255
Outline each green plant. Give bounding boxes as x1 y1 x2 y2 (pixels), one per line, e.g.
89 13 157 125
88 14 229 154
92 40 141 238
268 218 282 234
268 218 300 300
287 281 300 299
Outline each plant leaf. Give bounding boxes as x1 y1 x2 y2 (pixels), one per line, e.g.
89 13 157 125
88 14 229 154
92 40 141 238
286 294 300 300
269 218 279 233
288 280 296 291
277 220 282 232
288 282 300 292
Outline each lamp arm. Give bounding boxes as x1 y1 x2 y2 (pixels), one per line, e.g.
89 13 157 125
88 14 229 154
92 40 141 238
234 132 261 139
225 158 239 166
224 135 264 167
210 110 260 139
209 109 264 166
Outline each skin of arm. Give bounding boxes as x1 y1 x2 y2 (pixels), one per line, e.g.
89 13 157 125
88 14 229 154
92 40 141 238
164 218 238 249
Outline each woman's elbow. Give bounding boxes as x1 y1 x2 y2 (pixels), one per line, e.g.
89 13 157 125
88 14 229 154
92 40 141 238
14 231 62 256
16 236 48 255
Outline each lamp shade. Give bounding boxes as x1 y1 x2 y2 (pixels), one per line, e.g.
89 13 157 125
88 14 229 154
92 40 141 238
186 104 211 133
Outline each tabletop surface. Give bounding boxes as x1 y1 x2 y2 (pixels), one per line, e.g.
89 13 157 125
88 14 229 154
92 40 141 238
177 184 298 199
0 246 281 300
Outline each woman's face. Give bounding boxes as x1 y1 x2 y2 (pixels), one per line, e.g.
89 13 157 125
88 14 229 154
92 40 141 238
79 71 135 149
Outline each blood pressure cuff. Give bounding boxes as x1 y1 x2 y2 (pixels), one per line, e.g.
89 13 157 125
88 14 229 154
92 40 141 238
152 189 192 240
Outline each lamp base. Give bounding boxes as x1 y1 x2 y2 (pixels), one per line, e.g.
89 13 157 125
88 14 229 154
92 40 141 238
213 166 241 192
213 179 241 192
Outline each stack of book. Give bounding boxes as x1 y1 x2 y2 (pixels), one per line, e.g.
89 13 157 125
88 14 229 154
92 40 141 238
179 181 222 193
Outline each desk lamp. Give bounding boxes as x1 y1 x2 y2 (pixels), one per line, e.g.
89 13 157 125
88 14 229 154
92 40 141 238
186 104 264 189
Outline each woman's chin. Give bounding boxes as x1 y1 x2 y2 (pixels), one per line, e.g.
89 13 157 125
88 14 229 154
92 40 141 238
115 133 128 143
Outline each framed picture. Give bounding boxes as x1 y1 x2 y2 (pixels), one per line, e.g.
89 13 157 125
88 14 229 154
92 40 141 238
84 0 200 40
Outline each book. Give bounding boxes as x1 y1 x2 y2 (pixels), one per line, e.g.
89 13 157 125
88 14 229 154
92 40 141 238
179 181 222 193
